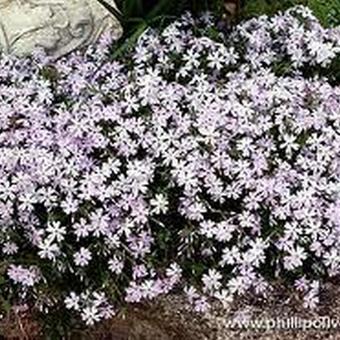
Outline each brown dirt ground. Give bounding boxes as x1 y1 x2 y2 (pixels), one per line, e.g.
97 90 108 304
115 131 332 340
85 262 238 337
2 281 340 339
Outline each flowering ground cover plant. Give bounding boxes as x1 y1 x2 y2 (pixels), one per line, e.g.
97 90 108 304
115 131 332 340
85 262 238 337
0 5 339 335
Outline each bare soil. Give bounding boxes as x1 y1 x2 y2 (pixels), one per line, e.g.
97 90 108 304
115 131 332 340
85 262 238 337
2 282 340 339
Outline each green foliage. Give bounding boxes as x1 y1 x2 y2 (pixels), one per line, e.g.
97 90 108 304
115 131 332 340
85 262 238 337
241 0 340 26
307 0 340 26
114 0 224 30
241 0 306 18
99 0 339 59
98 0 225 58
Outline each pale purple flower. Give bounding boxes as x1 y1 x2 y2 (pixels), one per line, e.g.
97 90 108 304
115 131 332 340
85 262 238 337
74 248 92 267
65 292 80 311
1 5 339 323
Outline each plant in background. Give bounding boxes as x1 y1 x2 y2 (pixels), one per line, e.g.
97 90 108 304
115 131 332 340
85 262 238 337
97 0 235 57
97 0 339 59
240 0 340 26
0 4 339 338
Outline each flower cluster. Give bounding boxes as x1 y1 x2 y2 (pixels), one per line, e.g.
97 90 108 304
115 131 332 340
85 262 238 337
0 6 339 324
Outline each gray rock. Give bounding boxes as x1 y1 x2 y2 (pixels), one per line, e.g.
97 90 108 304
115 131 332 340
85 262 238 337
0 0 122 58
